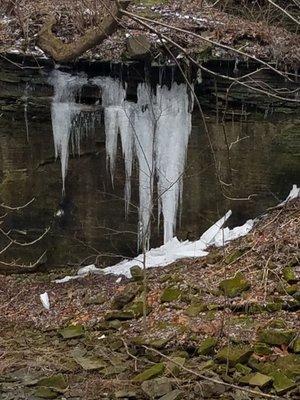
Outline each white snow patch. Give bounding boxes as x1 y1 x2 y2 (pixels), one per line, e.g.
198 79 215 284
279 184 300 206
40 292 50 310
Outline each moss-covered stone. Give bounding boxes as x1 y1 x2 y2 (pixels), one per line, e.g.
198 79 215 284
185 303 207 316
198 337 217 355
283 266 297 283
224 247 249 265
292 338 300 353
105 310 135 321
258 328 296 346
132 363 165 382
248 372 272 388
36 374 67 392
219 272 251 298
161 287 182 303
286 284 299 295
271 372 296 395
126 301 151 318
250 354 300 380
254 342 272 356
216 345 253 366
130 265 144 281
34 387 58 399
112 283 140 309
58 325 84 339
235 363 252 375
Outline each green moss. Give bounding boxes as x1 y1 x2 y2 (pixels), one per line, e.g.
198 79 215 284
271 372 296 395
254 342 272 356
105 310 135 321
283 266 297 283
34 387 58 399
216 345 253 366
248 373 272 388
219 272 251 298
235 363 252 375
36 374 67 392
198 338 217 355
130 265 143 281
161 287 182 302
258 328 296 346
58 325 84 339
132 363 165 382
292 338 300 353
185 303 207 316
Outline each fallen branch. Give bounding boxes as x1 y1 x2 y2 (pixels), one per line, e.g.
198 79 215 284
37 0 130 62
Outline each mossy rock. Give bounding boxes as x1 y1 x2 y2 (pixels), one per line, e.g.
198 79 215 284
286 284 299 295
216 345 253 366
224 248 249 265
185 303 207 316
251 354 300 380
271 372 296 395
130 265 144 281
161 287 182 303
254 342 272 356
126 301 151 318
132 363 165 382
283 266 297 283
258 328 296 346
248 372 272 388
292 338 300 353
219 272 251 298
235 363 252 375
58 325 84 339
265 302 283 312
36 374 67 393
112 283 140 309
198 337 217 355
34 387 58 399
105 310 135 321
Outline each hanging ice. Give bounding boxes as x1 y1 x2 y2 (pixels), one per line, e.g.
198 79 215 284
50 71 193 246
49 70 88 193
93 78 193 246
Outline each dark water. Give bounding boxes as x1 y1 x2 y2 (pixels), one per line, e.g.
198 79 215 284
0 76 299 267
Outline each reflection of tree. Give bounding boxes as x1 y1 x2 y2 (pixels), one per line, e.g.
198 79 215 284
0 198 49 273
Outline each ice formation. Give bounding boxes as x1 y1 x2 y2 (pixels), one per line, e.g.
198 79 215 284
50 71 193 245
49 70 88 192
92 77 193 246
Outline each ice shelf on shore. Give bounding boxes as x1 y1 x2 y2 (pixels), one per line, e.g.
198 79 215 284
54 185 299 283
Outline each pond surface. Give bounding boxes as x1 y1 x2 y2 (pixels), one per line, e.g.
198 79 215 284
0 68 299 267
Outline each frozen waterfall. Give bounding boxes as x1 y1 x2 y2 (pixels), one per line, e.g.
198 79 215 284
49 71 193 246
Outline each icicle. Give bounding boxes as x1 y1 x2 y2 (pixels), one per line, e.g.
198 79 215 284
92 75 193 246
155 83 192 243
49 71 87 193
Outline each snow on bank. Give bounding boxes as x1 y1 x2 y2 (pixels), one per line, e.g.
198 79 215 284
54 185 299 283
